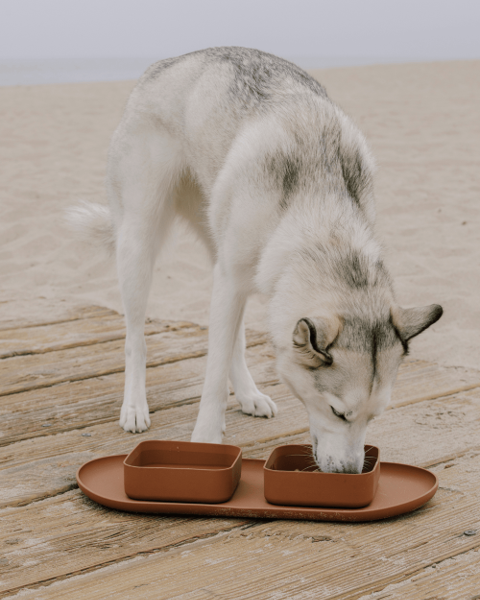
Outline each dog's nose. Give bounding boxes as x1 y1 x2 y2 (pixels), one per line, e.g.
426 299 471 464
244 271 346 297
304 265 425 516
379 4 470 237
332 458 363 474
344 450 365 474
315 448 364 473
342 460 362 474
316 454 354 474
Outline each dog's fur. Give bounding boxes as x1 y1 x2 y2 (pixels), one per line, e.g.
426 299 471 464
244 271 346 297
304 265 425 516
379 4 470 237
68 47 442 473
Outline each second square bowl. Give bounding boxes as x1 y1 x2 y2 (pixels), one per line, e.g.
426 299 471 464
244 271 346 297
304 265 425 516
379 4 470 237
264 444 380 508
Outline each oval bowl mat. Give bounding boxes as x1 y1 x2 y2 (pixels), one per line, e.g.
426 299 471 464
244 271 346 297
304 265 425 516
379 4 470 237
77 456 438 522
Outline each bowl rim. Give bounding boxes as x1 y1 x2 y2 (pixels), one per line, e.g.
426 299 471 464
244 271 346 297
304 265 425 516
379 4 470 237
123 439 243 472
263 443 380 477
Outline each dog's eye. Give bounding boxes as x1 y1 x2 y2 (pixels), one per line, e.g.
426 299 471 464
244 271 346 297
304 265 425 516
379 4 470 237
331 406 347 421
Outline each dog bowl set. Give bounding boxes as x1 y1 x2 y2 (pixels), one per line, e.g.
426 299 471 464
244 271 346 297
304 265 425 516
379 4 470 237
77 440 438 522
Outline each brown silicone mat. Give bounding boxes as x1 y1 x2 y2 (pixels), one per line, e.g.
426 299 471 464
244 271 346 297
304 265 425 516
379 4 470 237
77 455 438 522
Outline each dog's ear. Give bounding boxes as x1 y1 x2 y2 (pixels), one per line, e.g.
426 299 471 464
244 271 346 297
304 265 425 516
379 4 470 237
391 304 443 342
293 317 339 367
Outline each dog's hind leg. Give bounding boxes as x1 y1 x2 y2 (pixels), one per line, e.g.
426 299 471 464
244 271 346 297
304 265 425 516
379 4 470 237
230 317 278 418
111 128 181 432
116 220 163 433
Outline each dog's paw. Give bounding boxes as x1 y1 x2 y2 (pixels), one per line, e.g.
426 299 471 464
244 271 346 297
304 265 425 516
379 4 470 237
119 402 151 433
237 390 278 418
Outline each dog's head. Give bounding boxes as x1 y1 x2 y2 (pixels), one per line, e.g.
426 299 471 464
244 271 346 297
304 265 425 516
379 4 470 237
276 304 442 473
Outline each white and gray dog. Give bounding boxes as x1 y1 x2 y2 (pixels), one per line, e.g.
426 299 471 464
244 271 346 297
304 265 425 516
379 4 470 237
69 47 442 473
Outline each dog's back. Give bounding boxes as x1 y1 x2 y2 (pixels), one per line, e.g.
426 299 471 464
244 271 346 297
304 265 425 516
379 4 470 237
112 47 376 229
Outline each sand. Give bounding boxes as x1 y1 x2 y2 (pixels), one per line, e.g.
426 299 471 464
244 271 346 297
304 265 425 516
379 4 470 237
0 61 479 370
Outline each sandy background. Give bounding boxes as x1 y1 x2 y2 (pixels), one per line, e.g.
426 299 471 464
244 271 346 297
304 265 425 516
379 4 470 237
0 61 479 371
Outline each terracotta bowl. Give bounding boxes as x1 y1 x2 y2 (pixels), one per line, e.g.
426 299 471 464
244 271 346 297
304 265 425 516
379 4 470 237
264 444 380 508
124 440 242 503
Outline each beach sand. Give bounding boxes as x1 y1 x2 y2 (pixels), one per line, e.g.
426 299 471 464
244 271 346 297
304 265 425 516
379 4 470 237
0 61 478 370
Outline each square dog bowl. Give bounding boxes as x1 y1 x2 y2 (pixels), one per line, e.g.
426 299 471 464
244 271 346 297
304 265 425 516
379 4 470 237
124 440 242 503
264 444 380 508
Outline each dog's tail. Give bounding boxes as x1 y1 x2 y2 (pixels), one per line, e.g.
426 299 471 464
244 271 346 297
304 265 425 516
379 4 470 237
65 201 116 255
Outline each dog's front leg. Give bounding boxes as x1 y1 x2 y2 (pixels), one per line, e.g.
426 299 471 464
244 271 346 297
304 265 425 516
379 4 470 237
191 264 246 443
230 318 278 418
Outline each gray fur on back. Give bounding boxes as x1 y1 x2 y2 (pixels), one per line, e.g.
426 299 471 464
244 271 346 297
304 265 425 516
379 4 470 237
131 47 375 213
142 46 329 104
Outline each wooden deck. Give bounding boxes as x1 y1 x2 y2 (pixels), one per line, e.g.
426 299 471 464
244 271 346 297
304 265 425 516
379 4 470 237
1 297 479 599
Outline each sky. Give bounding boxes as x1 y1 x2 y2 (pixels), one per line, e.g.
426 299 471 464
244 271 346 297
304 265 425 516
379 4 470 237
1 0 479 84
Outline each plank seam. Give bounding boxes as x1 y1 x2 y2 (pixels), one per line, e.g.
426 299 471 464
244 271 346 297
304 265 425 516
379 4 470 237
423 446 480 469
0 310 118 332
0 327 194 359
0 353 206 398
0 482 80 509
387 382 480 410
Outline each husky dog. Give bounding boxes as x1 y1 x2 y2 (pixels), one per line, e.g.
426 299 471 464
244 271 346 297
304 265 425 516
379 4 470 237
69 47 442 473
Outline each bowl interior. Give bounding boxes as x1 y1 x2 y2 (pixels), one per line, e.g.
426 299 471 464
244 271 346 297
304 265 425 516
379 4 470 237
266 444 379 474
125 441 241 471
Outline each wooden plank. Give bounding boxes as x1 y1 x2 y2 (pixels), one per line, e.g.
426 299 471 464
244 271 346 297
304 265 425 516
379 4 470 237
1 383 479 508
0 325 267 396
358 547 480 599
0 489 251 595
2 455 478 600
364 385 480 466
0 313 194 358
389 359 480 407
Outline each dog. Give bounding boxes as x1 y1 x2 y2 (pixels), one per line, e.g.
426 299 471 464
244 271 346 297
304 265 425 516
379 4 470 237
68 47 442 473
